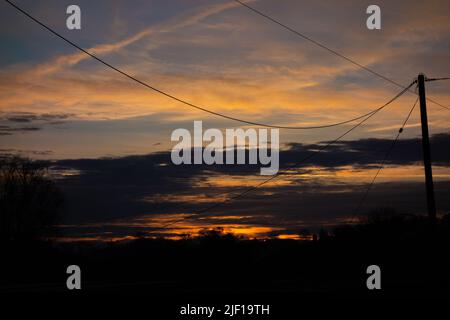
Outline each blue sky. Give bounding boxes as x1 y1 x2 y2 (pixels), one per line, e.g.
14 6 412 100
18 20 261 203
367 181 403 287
1 1 449 156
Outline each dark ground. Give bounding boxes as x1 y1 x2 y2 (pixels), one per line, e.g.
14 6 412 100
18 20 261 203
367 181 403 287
1 214 450 302
1 214 449 319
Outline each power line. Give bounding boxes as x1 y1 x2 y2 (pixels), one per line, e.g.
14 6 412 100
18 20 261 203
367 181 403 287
427 98 450 111
162 82 414 228
233 0 450 112
4 0 389 130
426 77 450 82
425 78 450 111
234 0 399 88
352 97 419 221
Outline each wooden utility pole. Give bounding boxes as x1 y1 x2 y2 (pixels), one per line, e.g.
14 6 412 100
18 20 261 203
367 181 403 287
417 74 437 222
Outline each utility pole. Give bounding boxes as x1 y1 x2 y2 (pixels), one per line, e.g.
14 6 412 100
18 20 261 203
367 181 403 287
417 74 437 223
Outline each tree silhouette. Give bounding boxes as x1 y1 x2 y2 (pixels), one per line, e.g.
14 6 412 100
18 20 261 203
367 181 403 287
0 157 63 241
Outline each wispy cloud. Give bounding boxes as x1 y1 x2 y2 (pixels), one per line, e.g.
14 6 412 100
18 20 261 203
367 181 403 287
21 1 241 78
0 0 449 149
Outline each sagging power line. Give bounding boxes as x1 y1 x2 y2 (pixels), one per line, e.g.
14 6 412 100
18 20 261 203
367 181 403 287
162 82 415 228
4 0 392 130
233 0 450 112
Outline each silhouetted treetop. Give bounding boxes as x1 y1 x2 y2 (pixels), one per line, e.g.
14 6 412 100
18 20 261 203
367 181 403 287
0 157 63 241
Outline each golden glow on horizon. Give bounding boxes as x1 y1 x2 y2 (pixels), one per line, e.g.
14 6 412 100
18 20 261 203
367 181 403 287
57 213 287 241
277 234 313 240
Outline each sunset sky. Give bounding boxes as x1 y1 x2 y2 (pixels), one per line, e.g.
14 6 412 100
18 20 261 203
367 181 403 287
1 0 449 241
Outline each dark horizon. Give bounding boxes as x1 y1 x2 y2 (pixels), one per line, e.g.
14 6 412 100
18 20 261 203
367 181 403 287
34 131 450 242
